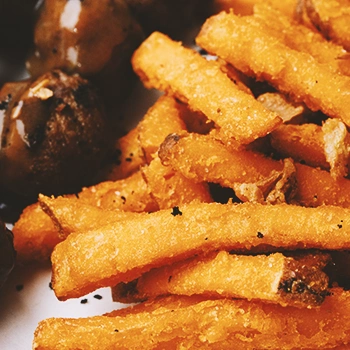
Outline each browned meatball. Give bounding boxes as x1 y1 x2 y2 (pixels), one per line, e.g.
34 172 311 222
0 70 108 198
0 220 16 288
26 0 143 108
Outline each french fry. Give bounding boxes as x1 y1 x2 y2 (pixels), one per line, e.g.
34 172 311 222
113 250 330 307
159 132 284 187
270 123 328 169
13 203 63 263
159 132 350 207
97 170 159 212
132 31 282 145
196 11 350 127
38 195 137 239
304 0 350 51
293 163 350 207
137 95 187 163
34 289 350 349
253 3 350 76
13 171 158 262
51 201 350 300
141 155 212 209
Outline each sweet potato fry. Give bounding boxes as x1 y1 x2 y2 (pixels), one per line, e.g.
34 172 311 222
141 155 212 209
88 170 158 212
304 0 350 51
137 95 187 162
196 11 350 127
34 289 350 349
113 250 330 307
38 195 137 239
158 132 350 207
51 201 350 300
13 203 63 263
132 31 282 145
270 123 328 169
13 170 158 262
253 3 350 76
293 163 350 207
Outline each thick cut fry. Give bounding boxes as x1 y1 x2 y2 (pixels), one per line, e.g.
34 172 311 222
141 155 212 209
293 163 350 207
253 3 350 76
13 203 63 263
113 250 330 307
13 171 158 262
34 289 350 349
137 95 187 162
270 123 328 169
196 11 350 127
159 132 350 207
91 170 158 212
132 31 282 145
38 195 137 239
51 201 350 300
304 0 350 51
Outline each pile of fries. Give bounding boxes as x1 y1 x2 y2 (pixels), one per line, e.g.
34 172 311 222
12 0 350 348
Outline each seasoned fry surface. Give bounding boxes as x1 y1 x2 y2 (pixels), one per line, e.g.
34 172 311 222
34 290 350 350
132 31 282 144
113 251 330 307
196 11 350 127
52 202 350 300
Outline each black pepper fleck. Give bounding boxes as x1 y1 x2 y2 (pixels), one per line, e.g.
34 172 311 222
257 232 264 239
49 282 53 290
171 206 182 216
80 298 88 304
114 329 119 332
125 157 132 162
168 275 172 283
338 224 343 229
93 294 103 300
121 196 126 204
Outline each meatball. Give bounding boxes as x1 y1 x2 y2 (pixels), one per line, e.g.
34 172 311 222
26 0 144 109
0 70 108 198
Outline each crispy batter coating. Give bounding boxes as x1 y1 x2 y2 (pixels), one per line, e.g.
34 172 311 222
304 0 350 51
33 290 350 349
113 250 330 307
51 202 350 300
132 31 282 145
158 132 350 207
196 11 350 127
253 3 350 76
270 123 328 169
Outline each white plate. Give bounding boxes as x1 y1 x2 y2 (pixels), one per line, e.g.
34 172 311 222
0 263 128 349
